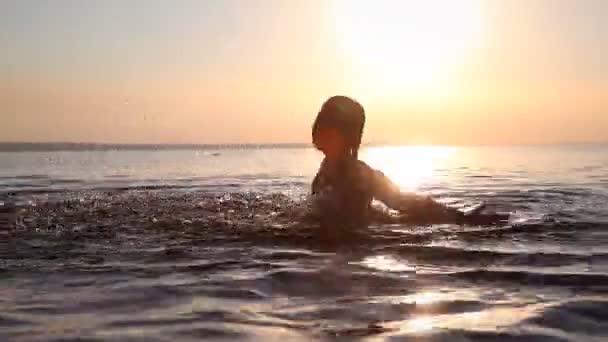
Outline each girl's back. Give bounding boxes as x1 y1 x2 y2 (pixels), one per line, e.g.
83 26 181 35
312 157 376 225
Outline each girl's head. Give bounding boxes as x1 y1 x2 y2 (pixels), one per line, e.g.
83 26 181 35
312 96 365 160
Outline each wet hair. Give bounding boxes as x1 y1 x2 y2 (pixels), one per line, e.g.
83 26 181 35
312 96 365 158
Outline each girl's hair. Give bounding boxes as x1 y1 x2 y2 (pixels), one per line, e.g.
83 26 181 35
312 96 366 158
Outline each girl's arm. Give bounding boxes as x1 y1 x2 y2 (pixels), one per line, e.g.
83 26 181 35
368 167 456 217
311 159 327 195
367 164 506 224
311 172 321 194
370 169 433 211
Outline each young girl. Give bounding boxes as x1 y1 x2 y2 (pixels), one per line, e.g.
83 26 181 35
310 95 506 227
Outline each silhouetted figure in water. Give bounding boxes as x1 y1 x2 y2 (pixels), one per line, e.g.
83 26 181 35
310 95 508 229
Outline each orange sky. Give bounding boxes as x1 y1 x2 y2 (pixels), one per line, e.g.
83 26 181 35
1 0 606 145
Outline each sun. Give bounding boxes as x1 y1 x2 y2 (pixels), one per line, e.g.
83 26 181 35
332 0 485 101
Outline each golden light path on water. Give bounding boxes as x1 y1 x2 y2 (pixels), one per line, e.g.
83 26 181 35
358 254 545 336
351 166 543 337
396 304 544 335
361 145 456 191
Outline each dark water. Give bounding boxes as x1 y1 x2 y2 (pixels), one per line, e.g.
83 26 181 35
1 146 607 341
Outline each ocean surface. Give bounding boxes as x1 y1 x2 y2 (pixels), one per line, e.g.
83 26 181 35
1 145 607 341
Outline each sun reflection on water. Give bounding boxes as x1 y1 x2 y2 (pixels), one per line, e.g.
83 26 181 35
401 289 479 306
413 291 441 305
359 255 415 272
390 301 544 336
362 145 455 191
405 316 435 333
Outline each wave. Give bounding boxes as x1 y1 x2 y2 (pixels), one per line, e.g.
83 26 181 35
390 245 607 268
438 269 608 287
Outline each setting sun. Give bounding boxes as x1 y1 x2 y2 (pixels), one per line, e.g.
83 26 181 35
333 0 485 100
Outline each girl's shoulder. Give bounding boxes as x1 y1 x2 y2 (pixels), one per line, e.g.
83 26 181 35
351 159 373 173
351 159 378 176
345 159 380 191
351 159 393 189
316 157 377 183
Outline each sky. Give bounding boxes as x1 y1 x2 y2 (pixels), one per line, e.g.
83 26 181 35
1 0 606 145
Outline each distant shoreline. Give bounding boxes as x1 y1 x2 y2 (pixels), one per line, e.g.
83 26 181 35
0 142 606 152
0 142 311 152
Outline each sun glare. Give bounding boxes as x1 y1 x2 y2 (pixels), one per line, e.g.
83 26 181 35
362 146 455 191
333 0 484 100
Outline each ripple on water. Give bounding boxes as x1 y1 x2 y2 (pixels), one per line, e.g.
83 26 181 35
1 190 607 341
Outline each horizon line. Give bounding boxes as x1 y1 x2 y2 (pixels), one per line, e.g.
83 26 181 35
0 141 607 152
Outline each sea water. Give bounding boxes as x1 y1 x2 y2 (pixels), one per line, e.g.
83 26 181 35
1 145 607 341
